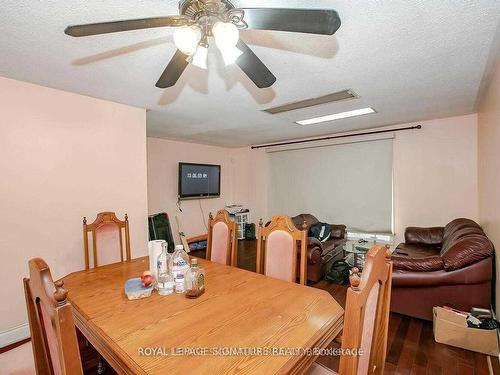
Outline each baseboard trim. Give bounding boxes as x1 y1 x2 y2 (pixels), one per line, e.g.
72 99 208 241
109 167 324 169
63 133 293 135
0 323 30 350
0 337 31 354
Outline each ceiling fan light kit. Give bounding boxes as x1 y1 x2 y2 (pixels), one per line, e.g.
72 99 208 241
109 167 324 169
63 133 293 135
190 43 209 69
220 46 243 66
213 21 243 66
64 0 341 88
175 20 241 69
173 25 202 56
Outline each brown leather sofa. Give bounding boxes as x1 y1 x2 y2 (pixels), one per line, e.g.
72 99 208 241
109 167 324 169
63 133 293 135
391 218 494 320
291 214 347 282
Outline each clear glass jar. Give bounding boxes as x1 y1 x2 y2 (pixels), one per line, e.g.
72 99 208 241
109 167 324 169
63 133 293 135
185 258 205 298
175 274 185 294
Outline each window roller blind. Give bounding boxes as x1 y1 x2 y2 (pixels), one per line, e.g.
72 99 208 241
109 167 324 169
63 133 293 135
267 139 393 233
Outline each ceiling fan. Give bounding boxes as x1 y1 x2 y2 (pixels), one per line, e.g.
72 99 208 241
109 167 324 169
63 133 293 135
65 0 341 89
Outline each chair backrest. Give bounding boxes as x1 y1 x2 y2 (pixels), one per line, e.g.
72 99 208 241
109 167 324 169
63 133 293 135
83 211 131 270
206 210 238 266
148 212 175 252
256 215 307 285
24 258 83 375
339 245 393 375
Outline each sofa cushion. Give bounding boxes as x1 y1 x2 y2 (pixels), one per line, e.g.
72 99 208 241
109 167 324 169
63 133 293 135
391 255 444 272
443 218 481 240
392 257 492 287
405 227 444 246
441 226 485 253
395 243 440 258
330 224 346 239
441 235 494 271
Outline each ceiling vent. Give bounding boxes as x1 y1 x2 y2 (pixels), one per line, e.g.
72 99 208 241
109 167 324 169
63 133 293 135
263 89 358 115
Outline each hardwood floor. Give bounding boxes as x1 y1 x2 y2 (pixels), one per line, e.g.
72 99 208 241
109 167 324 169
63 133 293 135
197 240 500 375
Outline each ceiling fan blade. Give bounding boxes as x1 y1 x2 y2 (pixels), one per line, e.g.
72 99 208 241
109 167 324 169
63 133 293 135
240 8 341 35
156 50 189 88
65 16 192 37
236 40 276 89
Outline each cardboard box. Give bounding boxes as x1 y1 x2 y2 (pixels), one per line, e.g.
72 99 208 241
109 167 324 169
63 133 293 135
433 307 499 356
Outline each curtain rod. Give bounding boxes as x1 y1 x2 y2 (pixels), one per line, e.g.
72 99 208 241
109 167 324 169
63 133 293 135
251 125 422 150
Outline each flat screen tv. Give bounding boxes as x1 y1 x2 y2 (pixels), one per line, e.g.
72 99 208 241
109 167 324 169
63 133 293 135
178 162 221 199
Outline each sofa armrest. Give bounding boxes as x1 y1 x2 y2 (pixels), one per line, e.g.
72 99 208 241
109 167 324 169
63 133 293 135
307 246 322 265
405 226 444 246
308 237 323 248
441 235 494 271
330 224 346 239
298 240 322 265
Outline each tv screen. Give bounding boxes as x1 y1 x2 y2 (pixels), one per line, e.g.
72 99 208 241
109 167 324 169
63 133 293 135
178 163 221 199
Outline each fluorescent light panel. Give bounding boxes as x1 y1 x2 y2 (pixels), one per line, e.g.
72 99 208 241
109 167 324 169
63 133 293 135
264 89 358 114
296 107 376 126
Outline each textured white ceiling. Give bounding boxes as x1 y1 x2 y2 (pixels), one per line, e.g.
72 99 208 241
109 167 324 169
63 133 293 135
1 1 499 147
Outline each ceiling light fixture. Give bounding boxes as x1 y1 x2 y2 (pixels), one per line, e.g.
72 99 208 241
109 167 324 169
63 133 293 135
190 38 209 69
220 46 243 66
296 107 376 126
213 21 243 66
173 25 202 55
175 21 243 69
65 1 342 89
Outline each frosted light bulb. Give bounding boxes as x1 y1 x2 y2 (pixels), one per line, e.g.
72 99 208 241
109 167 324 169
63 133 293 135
173 25 202 56
220 45 243 66
212 22 239 49
190 44 208 69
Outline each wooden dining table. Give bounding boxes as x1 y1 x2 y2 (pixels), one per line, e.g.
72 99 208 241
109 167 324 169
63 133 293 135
63 257 344 375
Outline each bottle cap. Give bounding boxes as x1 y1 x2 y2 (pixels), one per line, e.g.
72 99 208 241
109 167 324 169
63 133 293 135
175 244 184 251
191 258 198 265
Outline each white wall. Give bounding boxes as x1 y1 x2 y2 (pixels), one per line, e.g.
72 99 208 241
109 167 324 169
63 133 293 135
0 77 148 337
393 114 479 242
478 60 500 314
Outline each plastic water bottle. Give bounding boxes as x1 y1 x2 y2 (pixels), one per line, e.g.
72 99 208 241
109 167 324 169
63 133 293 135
171 244 189 293
156 242 173 296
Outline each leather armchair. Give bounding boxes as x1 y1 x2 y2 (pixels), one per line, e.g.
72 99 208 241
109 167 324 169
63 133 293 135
391 218 494 320
291 214 347 282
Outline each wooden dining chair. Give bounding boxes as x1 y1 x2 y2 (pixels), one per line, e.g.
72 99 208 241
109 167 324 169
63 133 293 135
256 215 308 285
24 258 83 375
83 211 131 270
306 245 393 375
206 209 238 266
148 212 175 252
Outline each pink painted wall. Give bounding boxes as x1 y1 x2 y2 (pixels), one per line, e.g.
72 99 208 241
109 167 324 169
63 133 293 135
478 60 500 314
0 77 148 334
147 138 267 241
148 114 478 246
231 147 268 226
